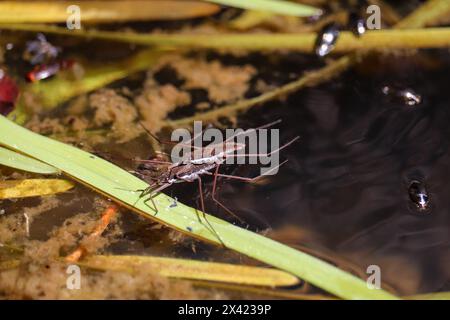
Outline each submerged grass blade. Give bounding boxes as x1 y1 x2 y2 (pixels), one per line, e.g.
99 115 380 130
80 255 299 287
0 115 397 300
0 1 220 23
0 179 74 199
0 146 59 174
205 0 321 17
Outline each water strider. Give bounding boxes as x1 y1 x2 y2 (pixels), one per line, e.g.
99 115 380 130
133 122 299 223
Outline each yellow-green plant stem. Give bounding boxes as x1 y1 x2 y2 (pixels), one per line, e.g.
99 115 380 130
80 255 299 287
0 115 397 300
0 1 220 23
2 24 450 52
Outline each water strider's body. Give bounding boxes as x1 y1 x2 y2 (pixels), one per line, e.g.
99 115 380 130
134 122 299 222
139 161 217 185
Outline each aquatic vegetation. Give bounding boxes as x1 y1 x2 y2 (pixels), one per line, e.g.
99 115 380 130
0 179 74 199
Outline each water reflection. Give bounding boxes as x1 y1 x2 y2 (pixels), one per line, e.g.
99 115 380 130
210 51 450 294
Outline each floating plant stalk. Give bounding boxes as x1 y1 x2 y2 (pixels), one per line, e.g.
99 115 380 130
2 24 450 52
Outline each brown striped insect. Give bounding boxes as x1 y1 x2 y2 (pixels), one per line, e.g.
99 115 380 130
131 121 299 226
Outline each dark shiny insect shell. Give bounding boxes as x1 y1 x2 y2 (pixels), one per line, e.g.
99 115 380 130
0 72 19 116
382 85 422 106
314 22 340 57
349 11 366 37
408 180 430 211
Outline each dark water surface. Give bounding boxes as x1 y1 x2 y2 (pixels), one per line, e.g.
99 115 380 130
202 50 450 295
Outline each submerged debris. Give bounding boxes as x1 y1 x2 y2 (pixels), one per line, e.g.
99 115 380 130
314 22 340 57
0 70 19 116
24 33 60 65
408 180 430 212
90 89 141 142
26 59 74 82
382 85 422 106
349 11 366 37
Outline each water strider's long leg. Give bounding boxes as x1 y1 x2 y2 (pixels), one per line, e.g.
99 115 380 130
210 164 245 224
224 136 299 159
141 183 172 215
132 159 173 165
197 177 206 214
223 119 282 143
140 121 203 151
207 160 289 183
196 176 225 246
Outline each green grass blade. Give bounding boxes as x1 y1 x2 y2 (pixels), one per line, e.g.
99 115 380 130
0 115 398 300
0 146 59 174
204 0 321 17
